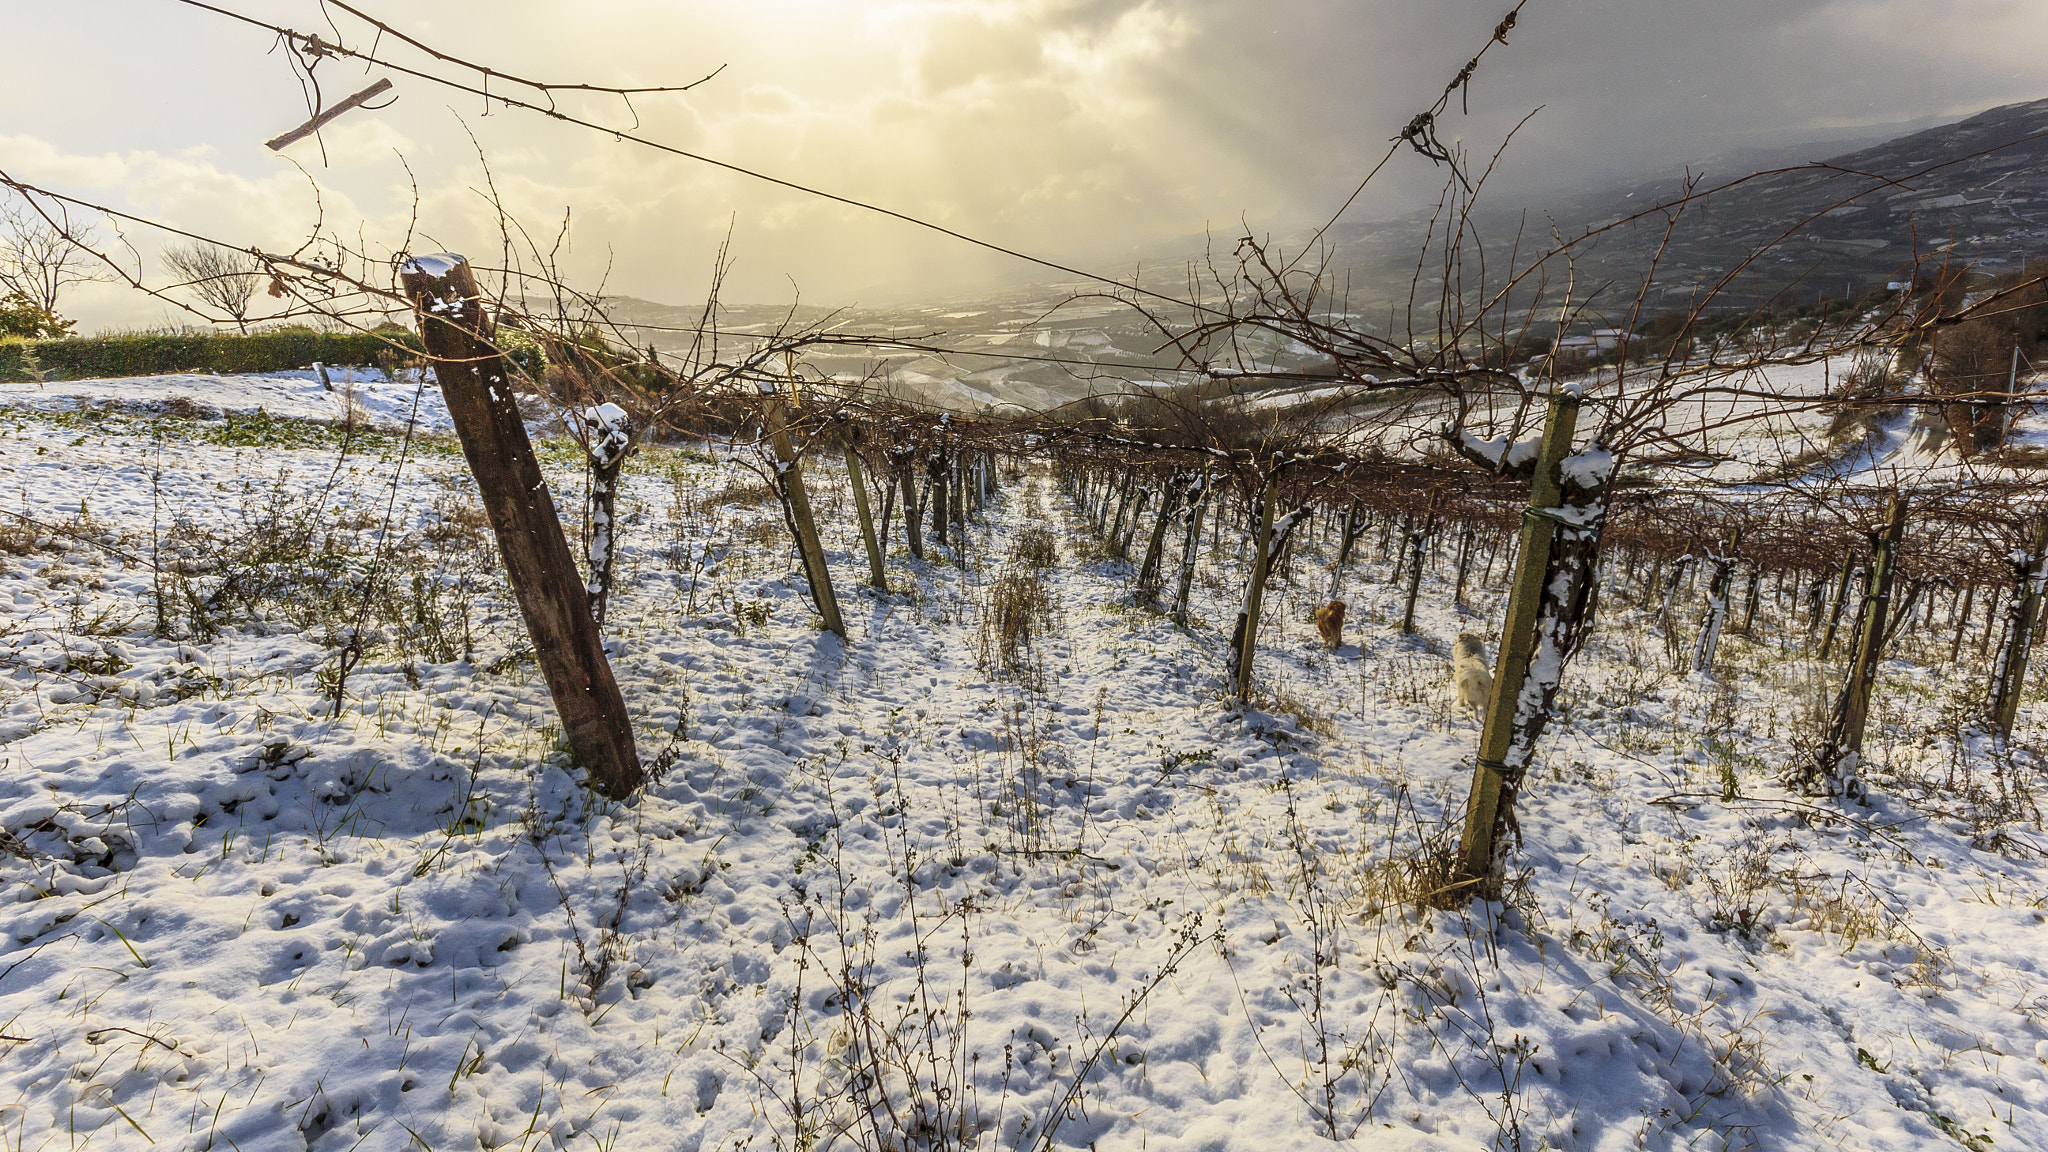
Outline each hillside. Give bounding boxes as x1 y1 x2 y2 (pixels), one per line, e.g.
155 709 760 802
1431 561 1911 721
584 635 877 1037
1 376 2046 1150
580 99 2048 418
1325 98 2048 320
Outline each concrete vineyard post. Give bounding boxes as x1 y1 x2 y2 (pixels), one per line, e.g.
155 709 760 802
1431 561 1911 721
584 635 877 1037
399 254 641 799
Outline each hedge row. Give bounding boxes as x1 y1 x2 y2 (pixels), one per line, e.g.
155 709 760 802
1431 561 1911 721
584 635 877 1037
0 328 423 383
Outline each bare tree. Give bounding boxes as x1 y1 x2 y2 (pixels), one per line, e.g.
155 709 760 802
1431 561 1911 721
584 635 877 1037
0 195 104 320
163 242 265 332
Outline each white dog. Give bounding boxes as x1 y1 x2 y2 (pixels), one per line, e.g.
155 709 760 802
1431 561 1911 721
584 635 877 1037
1453 633 1493 722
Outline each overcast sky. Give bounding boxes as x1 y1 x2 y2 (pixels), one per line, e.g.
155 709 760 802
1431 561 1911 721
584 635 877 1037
4 0 2045 330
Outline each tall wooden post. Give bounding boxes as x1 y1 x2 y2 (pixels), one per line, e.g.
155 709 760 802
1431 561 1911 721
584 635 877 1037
928 456 950 550
1452 524 1477 608
1836 491 1906 761
1109 475 1135 542
843 444 888 592
1457 390 1581 885
1399 502 1436 634
1950 581 1976 665
400 255 641 798
1172 477 1209 626
764 390 847 639
952 456 968 553
1738 563 1764 636
1989 520 2048 736
1692 526 1742 675
1817 543 1858 657
1232 473 1281 700
1137 474 1184 597
901 467 924 560
1119 488 1152 558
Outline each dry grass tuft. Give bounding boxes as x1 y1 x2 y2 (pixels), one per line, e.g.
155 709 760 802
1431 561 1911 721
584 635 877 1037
1260 684 1339 739
1009 526 1059 569
421 497 492 546
0 518 38 557
692 476 777 516
1359 839 1469 915
978 569 1058 688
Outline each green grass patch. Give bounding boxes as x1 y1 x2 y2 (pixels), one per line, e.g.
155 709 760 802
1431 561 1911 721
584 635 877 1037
1 327 420 383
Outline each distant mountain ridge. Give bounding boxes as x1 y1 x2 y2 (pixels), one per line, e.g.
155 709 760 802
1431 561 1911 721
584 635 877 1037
595 98 2048 409
1324 97 2048 317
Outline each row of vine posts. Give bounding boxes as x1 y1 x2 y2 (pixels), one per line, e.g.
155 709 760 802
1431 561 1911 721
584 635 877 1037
406 245 2048 904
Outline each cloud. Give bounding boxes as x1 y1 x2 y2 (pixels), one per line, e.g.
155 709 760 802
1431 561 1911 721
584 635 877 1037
2 0 2043 331
0 135 128 191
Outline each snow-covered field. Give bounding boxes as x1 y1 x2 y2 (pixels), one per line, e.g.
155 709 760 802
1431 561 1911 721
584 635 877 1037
2 373 2046 1151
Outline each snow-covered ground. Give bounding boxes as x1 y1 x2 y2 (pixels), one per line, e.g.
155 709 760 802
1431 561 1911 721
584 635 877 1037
1 374 2046 1151
1315 353 2048 498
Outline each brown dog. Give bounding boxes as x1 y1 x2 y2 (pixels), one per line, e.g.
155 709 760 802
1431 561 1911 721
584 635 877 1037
1313 600 1347 650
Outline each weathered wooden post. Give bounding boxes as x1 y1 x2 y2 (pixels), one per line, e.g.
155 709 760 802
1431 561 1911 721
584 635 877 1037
1839 494 1905 758
578 403 634 628
400 254 641 798
1326 500 1365 601
761 385 839 635
843 440 888 592
1456 388 1603 891
1172 474 1211 626
1119 487 1152 559
1108 475 1135 542
1802 491 1907 796
901 465 925 560
1988 520 2048 736
1816 542 1858 658
928 454 950 550
952 455 968 551
762 388 847 639
1452 523 1477 608
1950 581 1977 665
876 461 899 552
1738 562 1764 636
1136 473 1185 598
1692 526 1741 675
1230 472 1281 700
1399 499 1437 634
